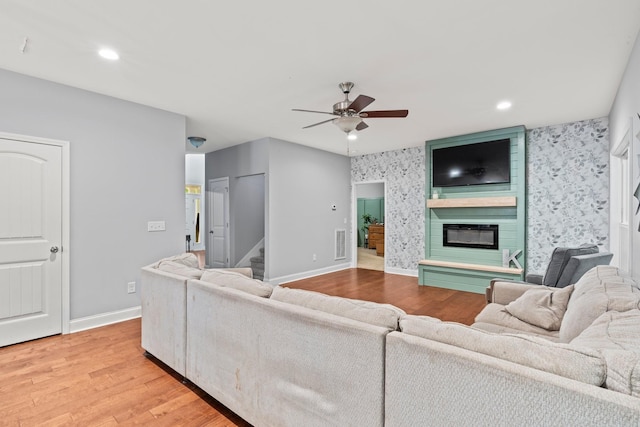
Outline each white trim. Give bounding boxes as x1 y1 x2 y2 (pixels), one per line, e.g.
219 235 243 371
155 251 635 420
385 267 418 277
69 306 141 333
351 180 387 271
0 132 71 336
269 263 351 285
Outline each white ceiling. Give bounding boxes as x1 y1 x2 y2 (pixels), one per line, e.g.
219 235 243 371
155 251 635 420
1 1 640 156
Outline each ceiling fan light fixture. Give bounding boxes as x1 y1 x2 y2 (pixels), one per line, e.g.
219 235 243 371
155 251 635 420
333 116 362 133
187 136 206 148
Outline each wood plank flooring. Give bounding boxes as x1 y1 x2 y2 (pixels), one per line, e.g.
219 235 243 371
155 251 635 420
0 269 486 426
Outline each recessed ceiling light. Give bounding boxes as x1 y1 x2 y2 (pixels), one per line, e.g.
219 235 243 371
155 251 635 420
98 48 119 60
496 101 512 111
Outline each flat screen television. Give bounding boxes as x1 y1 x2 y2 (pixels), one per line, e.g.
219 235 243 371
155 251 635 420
432 139 511 187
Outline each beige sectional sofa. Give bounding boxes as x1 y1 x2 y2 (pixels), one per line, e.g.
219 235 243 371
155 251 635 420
142 255 640 426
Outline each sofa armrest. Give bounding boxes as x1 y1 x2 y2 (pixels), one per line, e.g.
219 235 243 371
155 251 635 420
487 279 542 305
525 273 544 284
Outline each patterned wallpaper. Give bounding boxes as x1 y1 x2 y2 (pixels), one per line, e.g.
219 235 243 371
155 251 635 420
352 117 610 275
526 117 610 273
351 147 425 272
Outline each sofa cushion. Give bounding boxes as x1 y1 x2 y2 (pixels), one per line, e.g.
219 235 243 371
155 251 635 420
156 260 203 279
270 286 405 330
200 269 273 298
571 310 640 396
471 322 561 342
155 252 200 269
474 303 560 339
559 266 639 342
504 285 574 331
401 315 606 385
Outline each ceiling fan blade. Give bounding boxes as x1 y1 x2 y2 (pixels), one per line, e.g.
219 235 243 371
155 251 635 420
302 118 336 129
360 110 409 118
348 95 375 113
292 108 337 116
356 121 369 131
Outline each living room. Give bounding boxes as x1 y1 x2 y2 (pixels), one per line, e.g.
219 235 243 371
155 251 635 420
2 1 640 425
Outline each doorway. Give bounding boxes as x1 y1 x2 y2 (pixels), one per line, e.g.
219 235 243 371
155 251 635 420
0 133 70 347
207 177 230 268
353 181 386 271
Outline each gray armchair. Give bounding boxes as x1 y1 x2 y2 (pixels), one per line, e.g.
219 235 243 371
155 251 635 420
486 244 613 302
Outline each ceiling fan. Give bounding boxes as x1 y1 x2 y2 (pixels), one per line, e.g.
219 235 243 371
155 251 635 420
292 82 409 137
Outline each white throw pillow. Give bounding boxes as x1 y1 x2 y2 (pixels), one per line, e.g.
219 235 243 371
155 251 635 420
504 285 574 331
200 269 273 298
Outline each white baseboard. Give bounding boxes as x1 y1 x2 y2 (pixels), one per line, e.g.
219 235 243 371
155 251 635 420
384 267 419 277
269 263 351 285
69 306 141 334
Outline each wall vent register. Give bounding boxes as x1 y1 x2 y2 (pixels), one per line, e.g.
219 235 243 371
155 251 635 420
443 224 498 250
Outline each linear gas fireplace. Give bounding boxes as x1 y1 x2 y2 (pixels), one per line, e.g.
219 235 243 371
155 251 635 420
443 224 499 250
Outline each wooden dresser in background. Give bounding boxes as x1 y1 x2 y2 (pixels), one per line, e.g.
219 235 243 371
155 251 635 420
368 224 384 256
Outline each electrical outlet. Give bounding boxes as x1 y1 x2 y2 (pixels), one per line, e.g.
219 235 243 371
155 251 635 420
127 281 136 294
313 253 317 262
147 221 166 232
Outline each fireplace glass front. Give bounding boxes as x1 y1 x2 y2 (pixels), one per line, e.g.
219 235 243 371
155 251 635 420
443 224 499 250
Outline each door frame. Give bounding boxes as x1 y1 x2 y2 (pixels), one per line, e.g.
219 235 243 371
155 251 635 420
351 180 387 271
0 132 70 334
207 177 230 268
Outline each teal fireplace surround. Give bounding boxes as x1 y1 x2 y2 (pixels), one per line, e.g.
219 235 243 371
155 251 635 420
420 126 527 294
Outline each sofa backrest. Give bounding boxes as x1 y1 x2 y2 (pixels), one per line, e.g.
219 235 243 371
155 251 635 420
542 244 598 287
271 286 405 331
559 265 640 342
555 251 613 288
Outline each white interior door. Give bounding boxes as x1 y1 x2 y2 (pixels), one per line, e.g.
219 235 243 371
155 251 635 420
0 137 63 347
207 178 229 268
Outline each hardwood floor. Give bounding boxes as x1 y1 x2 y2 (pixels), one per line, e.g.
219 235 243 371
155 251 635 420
0 269 486 426
284 269 486 325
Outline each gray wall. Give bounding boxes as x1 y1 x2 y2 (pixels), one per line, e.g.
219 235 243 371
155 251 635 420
205 137 351 281
268 138 351 280
0 68 186 319
205 138 269 267
234 174 265 263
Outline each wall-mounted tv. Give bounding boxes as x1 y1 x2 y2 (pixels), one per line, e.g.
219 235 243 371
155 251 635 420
432 139 511 187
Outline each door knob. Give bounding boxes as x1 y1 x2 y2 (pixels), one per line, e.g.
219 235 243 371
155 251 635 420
209 230 214 234
50 246 59 253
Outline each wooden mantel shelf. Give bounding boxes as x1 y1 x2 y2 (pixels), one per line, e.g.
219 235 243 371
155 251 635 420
427 196 516 209
419 259 523 275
